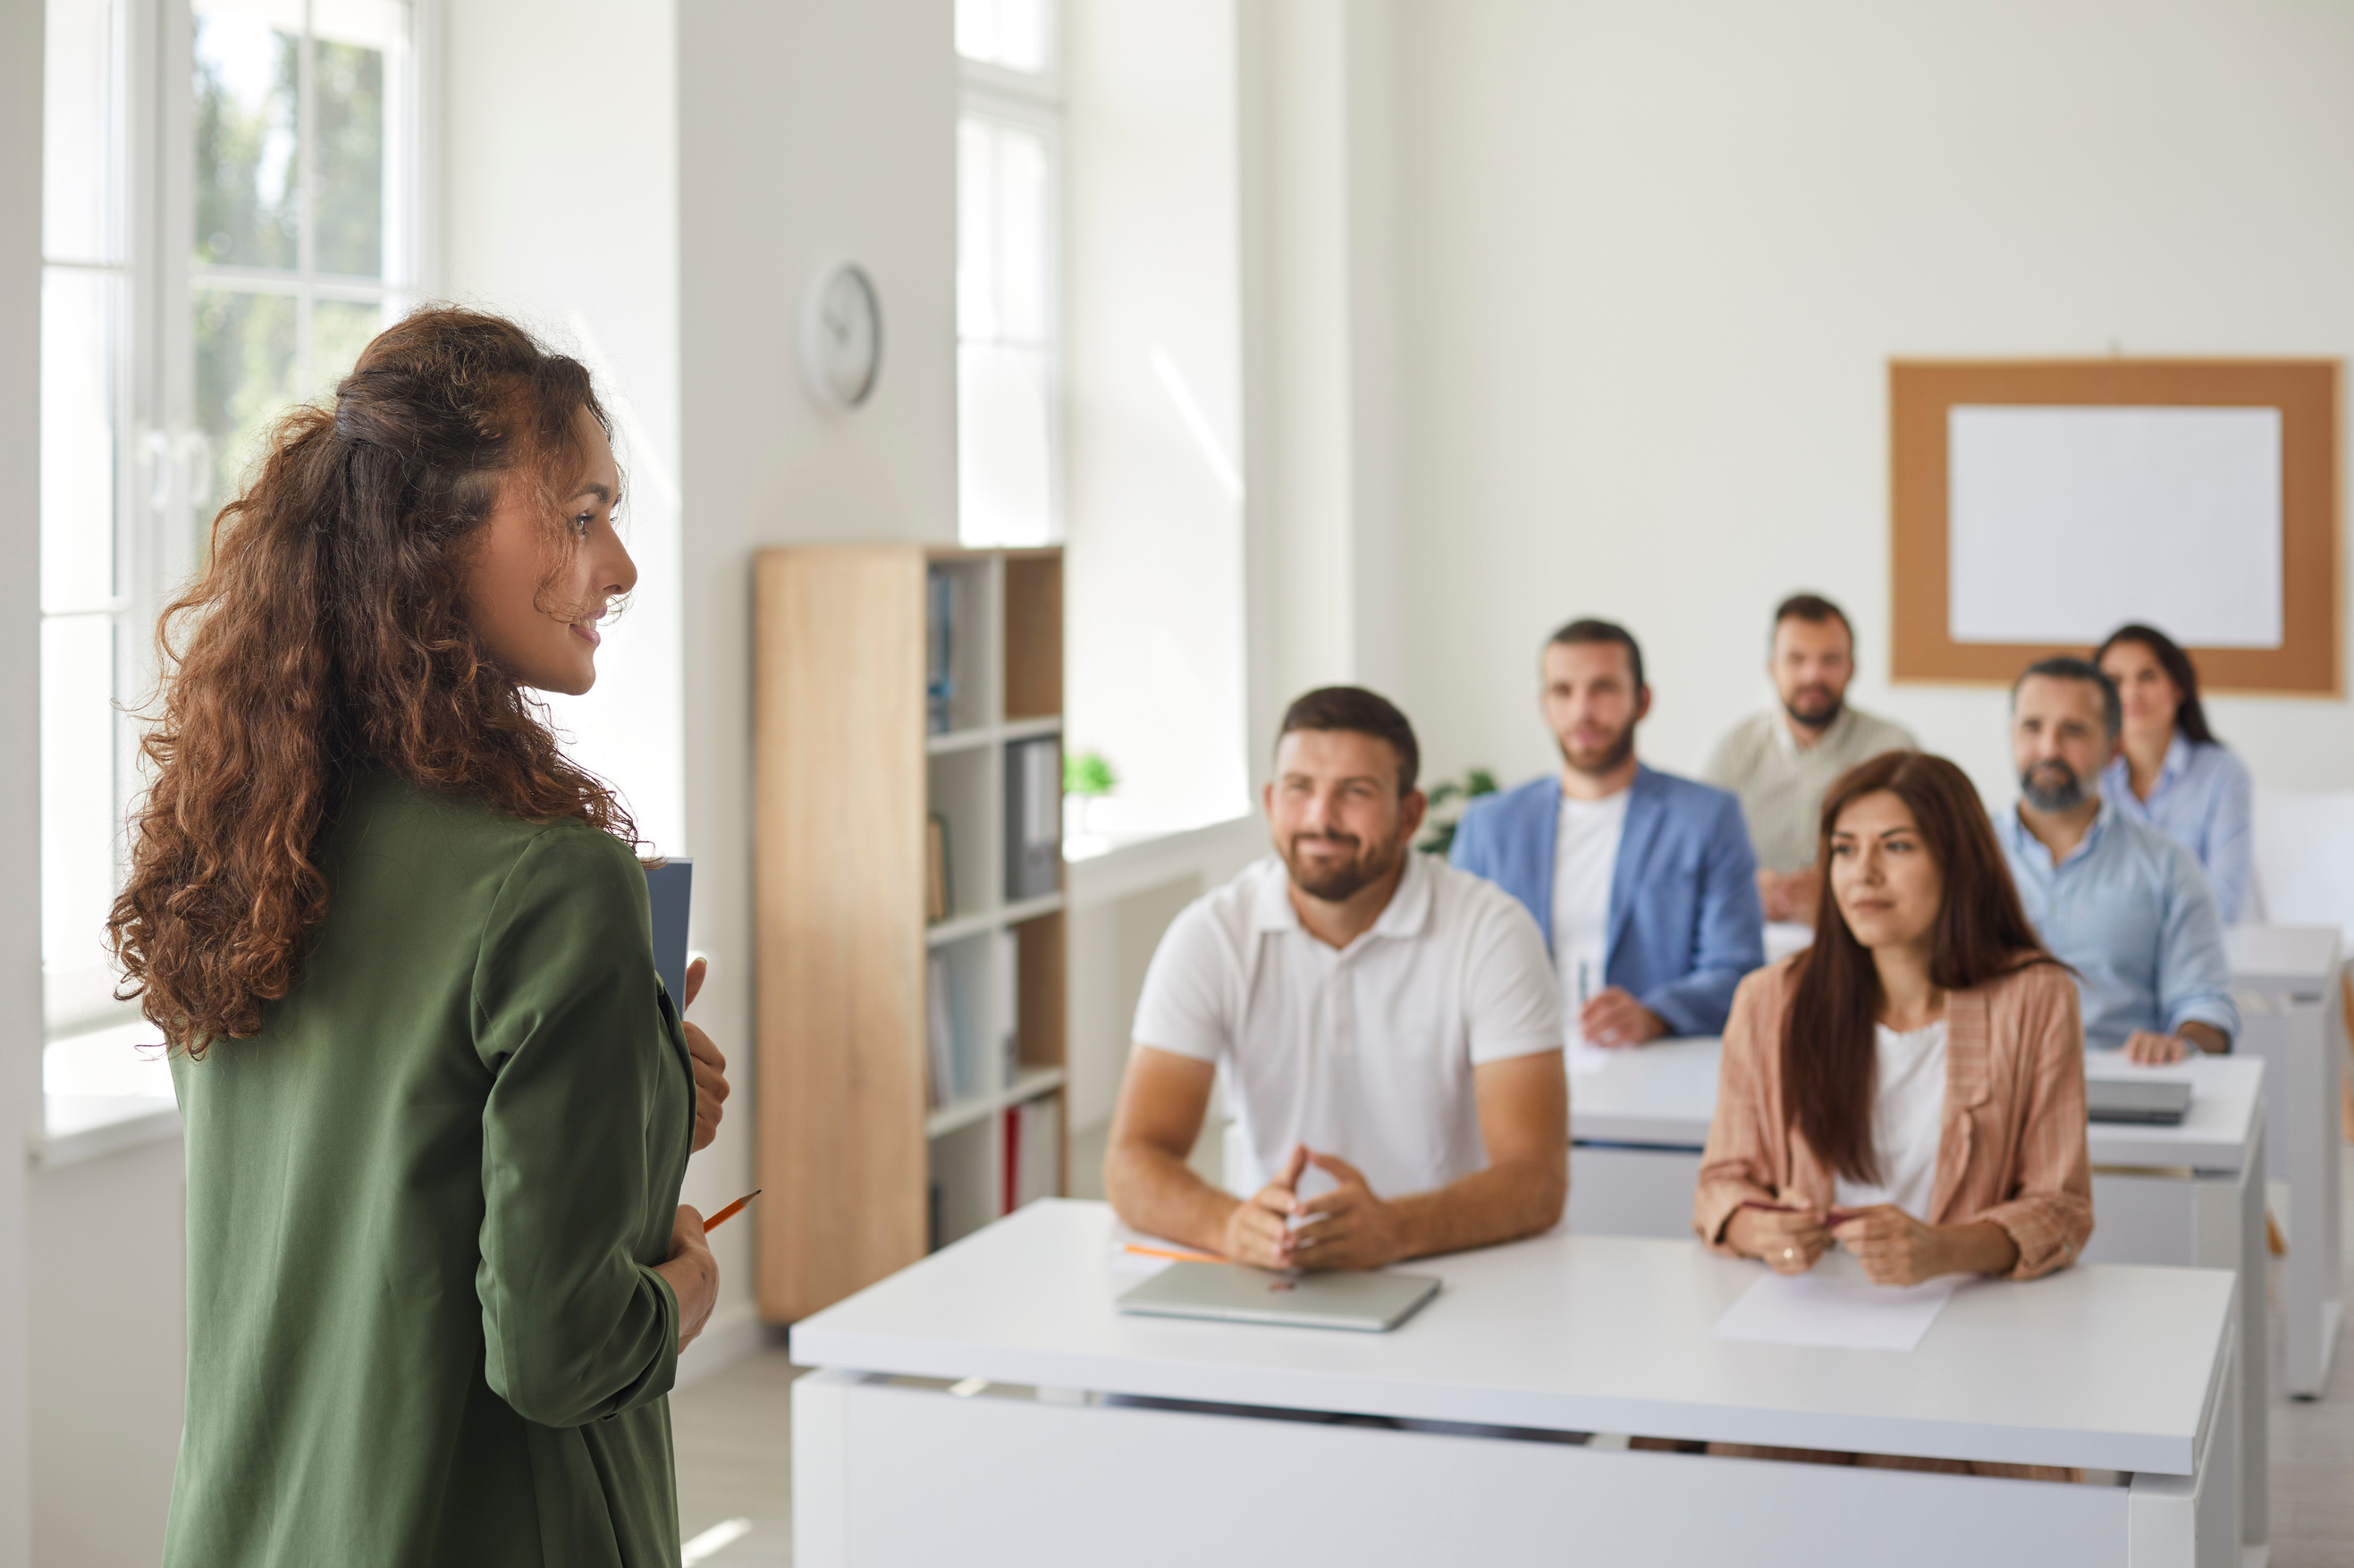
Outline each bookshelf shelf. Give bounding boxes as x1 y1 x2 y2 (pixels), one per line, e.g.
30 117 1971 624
754 544 1067 1324
925 1065 1067 1141
924 892 1066 948
924 715 1063 757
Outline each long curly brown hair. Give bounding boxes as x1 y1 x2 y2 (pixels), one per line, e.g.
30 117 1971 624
109 308 638 1055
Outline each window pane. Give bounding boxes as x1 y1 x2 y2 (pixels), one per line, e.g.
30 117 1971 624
44 0 121 265
310 298 383 398
994 123 1050 342
192 286 298 528
40 267 118 614
957 118 1000 339
958 342 1053 546
313 38 385 277
958 116 1051 346
194 8 300 271
40 613 118 979
956 0 1050 73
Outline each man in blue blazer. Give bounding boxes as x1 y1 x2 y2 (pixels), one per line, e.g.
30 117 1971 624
1453 619 1765 1043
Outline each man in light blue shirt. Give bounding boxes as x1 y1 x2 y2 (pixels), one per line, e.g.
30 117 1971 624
1997 657 2237 1064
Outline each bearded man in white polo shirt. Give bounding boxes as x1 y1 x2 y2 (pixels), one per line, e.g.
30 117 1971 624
1104 687 1569 1271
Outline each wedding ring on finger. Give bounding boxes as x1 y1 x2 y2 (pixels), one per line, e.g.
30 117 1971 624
1780 1245 1797 1263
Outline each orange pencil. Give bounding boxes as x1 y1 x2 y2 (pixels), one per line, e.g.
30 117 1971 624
704 1190 761 1233
1122 1242 1224 1265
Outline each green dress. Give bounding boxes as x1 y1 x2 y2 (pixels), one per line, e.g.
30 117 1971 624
165 771 695 1567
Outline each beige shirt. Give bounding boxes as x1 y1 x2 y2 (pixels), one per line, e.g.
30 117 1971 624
1701 704 1917 873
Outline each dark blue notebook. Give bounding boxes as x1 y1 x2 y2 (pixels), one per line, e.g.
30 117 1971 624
645 858 694 1013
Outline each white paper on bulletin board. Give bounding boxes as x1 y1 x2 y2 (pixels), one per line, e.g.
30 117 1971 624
1947 405 2283 647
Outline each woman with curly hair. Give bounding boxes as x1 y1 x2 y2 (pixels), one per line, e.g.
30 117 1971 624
112 308 729 1567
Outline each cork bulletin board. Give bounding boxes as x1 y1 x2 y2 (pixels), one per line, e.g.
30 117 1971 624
1889 358 2341 695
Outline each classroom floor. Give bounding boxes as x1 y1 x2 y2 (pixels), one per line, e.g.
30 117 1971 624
670 1143 2354 1566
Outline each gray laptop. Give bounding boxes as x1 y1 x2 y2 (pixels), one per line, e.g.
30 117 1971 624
2087 1076 2194 1125
1116 1261 1440 1332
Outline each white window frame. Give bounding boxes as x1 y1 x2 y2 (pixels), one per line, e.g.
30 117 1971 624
38 0 435 1043
957 1 1066 548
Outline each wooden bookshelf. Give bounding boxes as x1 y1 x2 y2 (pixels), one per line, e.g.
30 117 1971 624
753 545 1067 1322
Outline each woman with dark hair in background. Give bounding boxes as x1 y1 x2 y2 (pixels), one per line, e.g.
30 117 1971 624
2095 622 2255 923
112 308 730 1567
1693 750 2091 1478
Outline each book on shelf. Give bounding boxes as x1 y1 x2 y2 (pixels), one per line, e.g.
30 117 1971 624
1001 1095 1062 1215
924 813 950 924
925 939 1017 1109
1004 735 1062 901
924 564 956 735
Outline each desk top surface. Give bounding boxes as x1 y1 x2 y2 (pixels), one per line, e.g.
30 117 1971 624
1571 1038 2264 1170
2225 923 2343 982
790 1200 2232 1474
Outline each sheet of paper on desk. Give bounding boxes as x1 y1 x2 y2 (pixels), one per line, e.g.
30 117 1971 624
1565 1042 1616 1078
1709 1256 1959 1353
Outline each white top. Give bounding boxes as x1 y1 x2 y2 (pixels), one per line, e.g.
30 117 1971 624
1833 1021 1949 1220
789 1200 2235 1475
1132 851 1562 1201
1550 789 1629 1045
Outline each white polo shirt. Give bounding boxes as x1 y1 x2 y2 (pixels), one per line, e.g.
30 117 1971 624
1131 850 1564 1201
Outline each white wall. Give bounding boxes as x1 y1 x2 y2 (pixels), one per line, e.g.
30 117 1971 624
442 0 687 859
29 1140 185 1568
679 0 958 1324
1064 0 1250 833
1374 0 2354 805
0 0 42 1554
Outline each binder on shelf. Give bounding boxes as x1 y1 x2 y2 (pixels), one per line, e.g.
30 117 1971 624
994 930 1019 1092
925 954 954 1109
1004 735 1062 901
1005 1095 1060 1212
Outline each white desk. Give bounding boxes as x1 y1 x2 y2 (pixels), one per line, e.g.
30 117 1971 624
1570 1038 2270 1555
790 1201 2239 1567
2226 923 2347 1398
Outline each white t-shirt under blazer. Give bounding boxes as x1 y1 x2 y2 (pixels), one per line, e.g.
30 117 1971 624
1550 788 1630 1045
1833 1019 1950 1221
1131 849 1565 1202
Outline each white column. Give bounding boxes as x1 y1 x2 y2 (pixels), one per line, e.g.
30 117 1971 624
0 0 46 1557
1236 0 1409 755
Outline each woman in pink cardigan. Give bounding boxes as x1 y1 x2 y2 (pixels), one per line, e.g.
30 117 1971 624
1697 750 2093 1288
1693 750 2093 1479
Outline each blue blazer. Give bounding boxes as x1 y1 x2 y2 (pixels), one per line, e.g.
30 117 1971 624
1450 765 1765 1037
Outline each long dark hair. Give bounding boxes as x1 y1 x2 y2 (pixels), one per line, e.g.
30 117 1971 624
109 308 637 1056
1784 752 2057 1183
2095 623 2217 746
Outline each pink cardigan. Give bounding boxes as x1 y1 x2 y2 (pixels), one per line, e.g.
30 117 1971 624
1693 955 2094 1280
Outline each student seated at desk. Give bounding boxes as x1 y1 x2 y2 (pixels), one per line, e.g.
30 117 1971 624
1104 687 1568 1270
1999 657 2238 1066
1694 753 2091 1481
1696 751 2093 1289
1451 618 1764 1047
1701 593 1917 927
2094 624 2254 925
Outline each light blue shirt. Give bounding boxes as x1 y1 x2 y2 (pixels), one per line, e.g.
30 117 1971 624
1996 801 2239 1051
2099 735 2254 923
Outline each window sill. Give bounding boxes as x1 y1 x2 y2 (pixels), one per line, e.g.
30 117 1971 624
33 1095 181 1169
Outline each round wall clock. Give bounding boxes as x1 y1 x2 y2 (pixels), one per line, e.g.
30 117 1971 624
798 262 884 409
